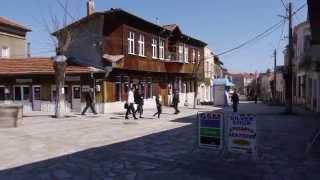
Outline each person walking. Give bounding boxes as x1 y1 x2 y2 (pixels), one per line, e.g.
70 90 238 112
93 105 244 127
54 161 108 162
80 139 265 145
231 90 240 113
224 90 229 107
81 90 97 115
254 94 258 104
153 95 162 118
125 87 138 120
172 89 180 114
135 88 144 118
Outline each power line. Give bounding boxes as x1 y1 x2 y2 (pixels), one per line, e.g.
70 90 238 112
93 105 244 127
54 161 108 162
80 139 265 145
277 21 286 52
280 0 288 10
292 3 307 16
216 3 307 57
216 20 285 56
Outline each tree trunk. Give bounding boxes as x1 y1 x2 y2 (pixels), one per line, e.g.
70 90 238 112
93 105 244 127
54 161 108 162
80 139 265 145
54 61 66 118
193 79 198 109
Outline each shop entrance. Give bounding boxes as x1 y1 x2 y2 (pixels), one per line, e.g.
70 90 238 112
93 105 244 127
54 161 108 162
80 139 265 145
72 85 81 112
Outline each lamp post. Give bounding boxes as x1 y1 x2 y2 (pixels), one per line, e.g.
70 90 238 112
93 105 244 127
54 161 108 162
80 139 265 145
52 55 67 118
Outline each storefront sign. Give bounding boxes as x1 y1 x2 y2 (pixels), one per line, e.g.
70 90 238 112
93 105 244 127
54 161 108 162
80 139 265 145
228 113 257 154
198 112 223 149
66 76 80 82
16 79 32 83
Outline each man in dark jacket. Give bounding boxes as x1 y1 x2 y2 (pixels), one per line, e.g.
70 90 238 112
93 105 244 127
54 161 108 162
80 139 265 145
172 89 180 114
135 88 144 118
231 90 240 113
81 90 97 115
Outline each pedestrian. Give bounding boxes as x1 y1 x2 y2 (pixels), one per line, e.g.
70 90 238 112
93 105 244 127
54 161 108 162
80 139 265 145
254 95 258 104
125 87 138 120
172 89 180 114
231 90 240 113
224 90 229 107
135 88 144 118
81 90 97 115
153 95 162 118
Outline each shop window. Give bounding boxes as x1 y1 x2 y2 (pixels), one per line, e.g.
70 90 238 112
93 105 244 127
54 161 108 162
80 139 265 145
52 86 69 102
73 87 81 99
14 87 22 100
23 87 30 100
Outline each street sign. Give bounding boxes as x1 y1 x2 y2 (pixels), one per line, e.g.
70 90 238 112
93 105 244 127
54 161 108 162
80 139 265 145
198 112 223 149
228 113 257 154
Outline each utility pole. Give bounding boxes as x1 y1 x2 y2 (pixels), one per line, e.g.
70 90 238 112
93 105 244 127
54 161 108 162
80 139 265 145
286 2 293 113
273 49 277 103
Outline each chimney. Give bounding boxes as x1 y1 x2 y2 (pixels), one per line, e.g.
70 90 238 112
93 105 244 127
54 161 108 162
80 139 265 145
87 0 95 16
27 42 31 58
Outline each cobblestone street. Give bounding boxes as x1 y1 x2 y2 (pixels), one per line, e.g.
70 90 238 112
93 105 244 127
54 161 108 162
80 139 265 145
0 102 319 180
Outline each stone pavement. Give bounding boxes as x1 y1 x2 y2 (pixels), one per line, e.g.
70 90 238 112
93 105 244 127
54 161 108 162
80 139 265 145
0 102 319 180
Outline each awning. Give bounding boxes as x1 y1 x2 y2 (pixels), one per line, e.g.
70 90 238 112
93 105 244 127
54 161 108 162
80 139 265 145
212 78 234 86
103 54 124 63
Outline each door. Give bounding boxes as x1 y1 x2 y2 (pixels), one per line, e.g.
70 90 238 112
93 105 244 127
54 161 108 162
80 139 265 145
159 84 168 106
14 85 32 112
0 86 4 103
72 85 81 112
32 86 41 111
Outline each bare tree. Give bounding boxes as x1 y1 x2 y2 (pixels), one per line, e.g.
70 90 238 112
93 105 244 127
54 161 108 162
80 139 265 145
191 52 205 109
42 0 75 118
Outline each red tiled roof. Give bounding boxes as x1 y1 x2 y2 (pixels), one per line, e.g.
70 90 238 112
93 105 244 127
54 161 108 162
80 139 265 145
0 17 31 32
0 58 91 75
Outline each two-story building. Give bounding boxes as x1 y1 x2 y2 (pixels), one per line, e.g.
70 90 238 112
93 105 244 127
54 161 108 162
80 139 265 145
0 16 102 114
198 47 215 103
290 20 320 112
53 8 207 113
0 17 31 58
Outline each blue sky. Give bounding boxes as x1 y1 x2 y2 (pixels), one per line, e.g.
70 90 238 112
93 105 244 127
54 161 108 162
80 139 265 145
1 0 307 73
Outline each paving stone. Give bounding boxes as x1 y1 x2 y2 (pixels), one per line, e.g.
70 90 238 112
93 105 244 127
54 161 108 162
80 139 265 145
53 169 72 179
0 104 319 179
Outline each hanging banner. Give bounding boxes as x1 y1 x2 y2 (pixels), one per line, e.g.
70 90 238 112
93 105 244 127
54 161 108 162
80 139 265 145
198 112 223 149
228 113 257 154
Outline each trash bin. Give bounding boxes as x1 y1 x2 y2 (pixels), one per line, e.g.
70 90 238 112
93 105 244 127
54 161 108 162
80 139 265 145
0 104 23 128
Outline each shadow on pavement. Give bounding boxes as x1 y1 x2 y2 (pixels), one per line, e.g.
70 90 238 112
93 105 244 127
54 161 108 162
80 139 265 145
0 103 319 180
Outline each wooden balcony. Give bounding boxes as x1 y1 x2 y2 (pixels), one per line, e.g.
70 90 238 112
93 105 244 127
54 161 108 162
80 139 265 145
111 55 201 74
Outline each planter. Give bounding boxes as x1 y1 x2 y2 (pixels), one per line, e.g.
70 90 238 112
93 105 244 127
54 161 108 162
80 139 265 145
0 104 23 128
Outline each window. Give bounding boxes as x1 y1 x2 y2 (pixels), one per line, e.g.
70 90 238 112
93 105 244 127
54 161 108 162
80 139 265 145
33 86 40 100
192 49 196 64
152 38 158 58
159 39 165 59
128 31 135 55
23 86 30 100
52 86 69 102
138 34 145 56
178 45 184 62
1 46 10 58
184 47 188 63
14 86 30 101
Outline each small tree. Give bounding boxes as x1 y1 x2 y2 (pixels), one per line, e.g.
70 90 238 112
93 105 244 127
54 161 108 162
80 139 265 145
42 0 74 118
191 52 205 109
